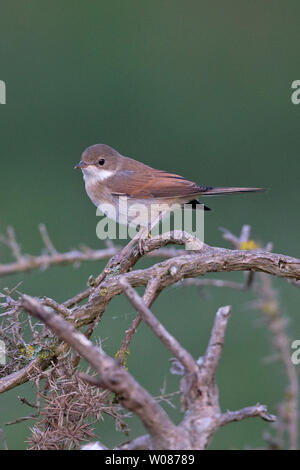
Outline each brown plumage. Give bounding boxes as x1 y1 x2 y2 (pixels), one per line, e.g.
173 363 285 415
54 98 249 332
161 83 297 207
77 144 264 202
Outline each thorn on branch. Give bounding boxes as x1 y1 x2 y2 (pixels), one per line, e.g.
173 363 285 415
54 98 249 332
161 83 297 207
0 227 24 262
38 224 58 256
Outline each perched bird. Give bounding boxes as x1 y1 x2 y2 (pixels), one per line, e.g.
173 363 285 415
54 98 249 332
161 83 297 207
75 144 263 252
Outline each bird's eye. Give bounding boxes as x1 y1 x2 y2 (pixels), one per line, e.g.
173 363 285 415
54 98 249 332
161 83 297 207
98 158 105 166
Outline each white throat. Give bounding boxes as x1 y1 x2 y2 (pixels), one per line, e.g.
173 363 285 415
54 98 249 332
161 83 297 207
82 166 114 184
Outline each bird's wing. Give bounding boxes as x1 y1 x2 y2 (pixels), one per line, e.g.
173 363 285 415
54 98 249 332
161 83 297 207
107 167 206 199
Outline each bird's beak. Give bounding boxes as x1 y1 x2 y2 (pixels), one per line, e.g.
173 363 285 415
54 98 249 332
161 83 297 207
74 160 88 169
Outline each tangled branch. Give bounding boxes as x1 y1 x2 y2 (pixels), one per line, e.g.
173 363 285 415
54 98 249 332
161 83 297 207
0 225 298 449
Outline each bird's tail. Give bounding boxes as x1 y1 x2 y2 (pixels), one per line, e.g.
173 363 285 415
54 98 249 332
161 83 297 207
201 186 265 196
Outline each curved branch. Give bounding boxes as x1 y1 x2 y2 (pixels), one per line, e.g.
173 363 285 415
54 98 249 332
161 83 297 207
72 240 300 327
219 405 276 425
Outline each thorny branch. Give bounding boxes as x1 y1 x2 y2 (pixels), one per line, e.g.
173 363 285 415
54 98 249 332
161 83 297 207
21 295 179 450
222 225 299 450
0 225 299 449
0 225 185 277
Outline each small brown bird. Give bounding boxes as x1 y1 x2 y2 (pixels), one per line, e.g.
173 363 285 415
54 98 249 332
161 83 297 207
75 144 263 256
75 143 263 222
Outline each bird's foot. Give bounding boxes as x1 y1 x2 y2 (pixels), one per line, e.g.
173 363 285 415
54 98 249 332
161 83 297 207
138 236 146 255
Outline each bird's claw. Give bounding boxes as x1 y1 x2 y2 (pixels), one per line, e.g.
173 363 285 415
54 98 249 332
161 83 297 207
138 237 146 255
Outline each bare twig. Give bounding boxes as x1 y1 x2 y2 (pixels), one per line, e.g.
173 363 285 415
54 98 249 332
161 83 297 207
0 227 24 262
0 357 52 394
177 303 274 450
201 305 231 381
43 297 71 318
5 378 41 426
117 276 162 364
0 227 187 278
0 247 119 277
119 277 198 375
219 404 276 426
38 224 58 256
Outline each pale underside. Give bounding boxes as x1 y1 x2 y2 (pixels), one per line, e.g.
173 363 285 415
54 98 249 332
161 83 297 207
82 165 204 228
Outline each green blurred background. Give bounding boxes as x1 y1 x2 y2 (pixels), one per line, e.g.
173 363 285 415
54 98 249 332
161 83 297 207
1 0 300 449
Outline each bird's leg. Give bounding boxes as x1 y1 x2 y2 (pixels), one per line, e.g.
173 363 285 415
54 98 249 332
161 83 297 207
112 210 169 264
138 210 169 254
147 210 169 238
137 228 149 255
